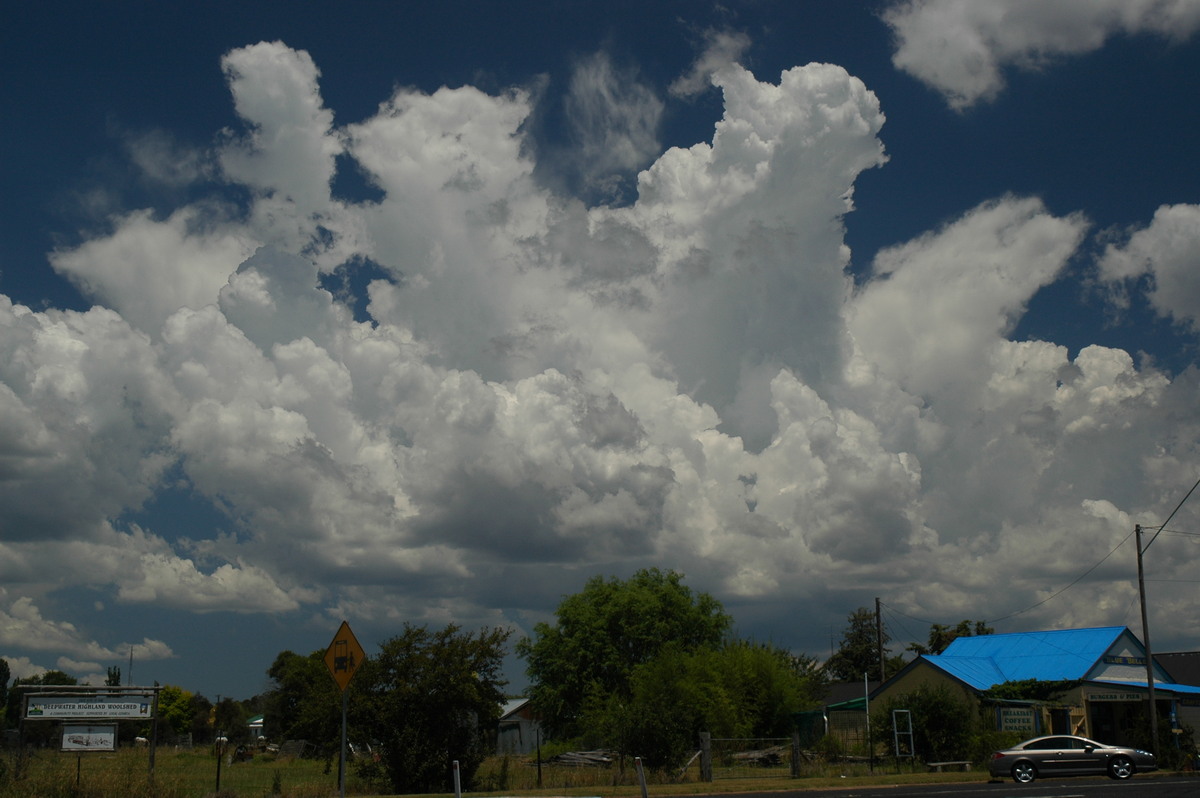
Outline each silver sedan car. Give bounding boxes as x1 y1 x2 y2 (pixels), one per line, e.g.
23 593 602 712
988 734 1156 783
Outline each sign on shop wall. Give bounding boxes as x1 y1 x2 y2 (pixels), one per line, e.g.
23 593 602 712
998 707 1036 732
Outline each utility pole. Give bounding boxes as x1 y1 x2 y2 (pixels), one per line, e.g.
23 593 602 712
1134 524 1160 760
875 597 885 683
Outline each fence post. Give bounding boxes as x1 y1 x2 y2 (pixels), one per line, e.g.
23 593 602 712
699 732 712 782
635 756 649 798
790 731 800 777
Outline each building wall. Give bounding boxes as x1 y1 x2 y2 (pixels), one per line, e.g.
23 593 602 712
1086 629 1173 684
870 662 979 711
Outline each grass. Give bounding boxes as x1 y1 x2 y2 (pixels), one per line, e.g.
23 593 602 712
0 746 362 798
30 747 1178 798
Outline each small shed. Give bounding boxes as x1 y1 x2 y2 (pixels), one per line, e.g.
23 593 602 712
247 714 265 741
496 698 541 755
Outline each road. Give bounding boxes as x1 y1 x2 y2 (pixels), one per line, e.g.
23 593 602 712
727 775 1198 798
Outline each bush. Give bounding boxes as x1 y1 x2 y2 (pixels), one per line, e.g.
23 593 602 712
813 733 844 762
872 684 977 762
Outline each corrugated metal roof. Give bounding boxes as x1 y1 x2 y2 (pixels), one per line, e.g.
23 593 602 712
1093 679 1200 695
925 627 1127 690
500 697 531 719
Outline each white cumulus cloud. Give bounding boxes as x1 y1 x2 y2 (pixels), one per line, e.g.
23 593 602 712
885 0 1200 109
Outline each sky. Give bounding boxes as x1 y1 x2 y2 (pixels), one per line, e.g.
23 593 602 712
3 0 1200 702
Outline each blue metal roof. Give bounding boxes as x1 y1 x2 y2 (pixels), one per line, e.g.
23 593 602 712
924 627 1127 690
1093 680 1200 695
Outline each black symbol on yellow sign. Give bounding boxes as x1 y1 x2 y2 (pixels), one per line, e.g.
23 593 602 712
323 621 365 692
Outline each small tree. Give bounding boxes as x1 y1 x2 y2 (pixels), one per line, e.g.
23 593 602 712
356 623 511 794
825 607 898 682
157 685 195 741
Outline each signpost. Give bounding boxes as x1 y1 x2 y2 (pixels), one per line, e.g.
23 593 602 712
20 686 160 784
324 621 365 798
27 695 154 719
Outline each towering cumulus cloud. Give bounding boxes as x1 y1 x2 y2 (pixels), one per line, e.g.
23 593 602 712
3 36 1199 682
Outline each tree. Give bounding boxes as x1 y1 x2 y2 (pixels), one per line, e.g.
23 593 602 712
0 658 9 717
262 649 340 744
355 623 511 794
909 620 994 656
517 568 732 738
157 685 195 741
603 641 826 768
188 693 215 743
6 671 78 743
824 607 898 682
105 666 121 687
214 695 249 744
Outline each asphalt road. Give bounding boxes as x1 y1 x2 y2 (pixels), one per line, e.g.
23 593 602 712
727 775 1199 798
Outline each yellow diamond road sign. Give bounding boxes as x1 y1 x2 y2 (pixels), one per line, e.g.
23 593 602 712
324 621 365 692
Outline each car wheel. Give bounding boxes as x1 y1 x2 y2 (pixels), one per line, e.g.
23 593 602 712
1011 761 1037 783
1108 755 1134 780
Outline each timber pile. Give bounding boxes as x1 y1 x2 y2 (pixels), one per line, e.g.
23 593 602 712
550 750 615 766
730 745 786 766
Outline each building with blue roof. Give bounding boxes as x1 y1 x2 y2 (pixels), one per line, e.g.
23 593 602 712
871 626 1200 747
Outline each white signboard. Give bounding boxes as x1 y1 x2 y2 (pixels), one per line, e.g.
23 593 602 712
26 694 155 719
61 725 117 752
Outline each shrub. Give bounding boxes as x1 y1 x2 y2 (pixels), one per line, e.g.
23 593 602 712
872 684 977 762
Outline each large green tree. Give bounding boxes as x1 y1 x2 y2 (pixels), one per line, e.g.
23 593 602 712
518 568 731 739
601 641 825 768
355 623 511 794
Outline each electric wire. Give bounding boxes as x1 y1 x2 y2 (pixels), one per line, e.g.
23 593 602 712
881 529 1135 631
876 477 1200 651
984 527 1134 624
1144 472 1200 550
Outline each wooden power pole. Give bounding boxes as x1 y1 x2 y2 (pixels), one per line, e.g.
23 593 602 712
1134 524 1160 760
875 597 885 683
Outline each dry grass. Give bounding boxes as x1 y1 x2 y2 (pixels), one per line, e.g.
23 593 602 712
0 746 365 798
0 748 993 798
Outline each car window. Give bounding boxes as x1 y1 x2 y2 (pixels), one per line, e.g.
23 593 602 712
1026 737 1069 750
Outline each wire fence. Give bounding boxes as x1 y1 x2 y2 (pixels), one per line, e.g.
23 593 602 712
701 735 799 780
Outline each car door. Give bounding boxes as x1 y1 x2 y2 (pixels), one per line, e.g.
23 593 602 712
1055 737 1100 775
1024 736 1073 774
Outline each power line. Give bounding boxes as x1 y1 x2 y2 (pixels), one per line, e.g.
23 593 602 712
880 530 1135 630
985 527 1134 624
1144 472 1200 550
877 602 941 628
